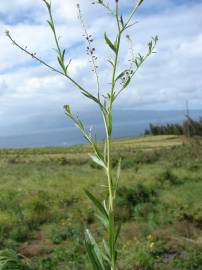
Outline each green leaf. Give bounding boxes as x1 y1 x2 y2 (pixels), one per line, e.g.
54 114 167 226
108 114 112 136
93 143 104 162
108 212 114 257
115 223 122 244
64 104 71 114
43 0 51 10
115 70 128 81
120 16 124 29
107 60 114 67
103 240 111 259
47 20 54 31
95 213 108 228
89 154 106 169
85 229 105 270
104 33 116 53
138 0 144 7
77 117 84 130
116 158 121 181
103 140 107 163
81 91 102 107
57 56 64 69
122 76 131 90
100 240 111 265
66 59 72 71
114 158 121 194
62 49 66 61
85 190 109 221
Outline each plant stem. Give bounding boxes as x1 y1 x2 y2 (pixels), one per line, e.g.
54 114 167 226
104 3 122 269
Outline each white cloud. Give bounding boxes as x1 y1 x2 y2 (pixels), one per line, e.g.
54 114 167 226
0 0 202 135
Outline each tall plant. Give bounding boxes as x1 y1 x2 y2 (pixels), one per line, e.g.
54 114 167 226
6 0 158 269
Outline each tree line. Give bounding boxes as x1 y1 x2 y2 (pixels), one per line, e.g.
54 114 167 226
145 116 202 137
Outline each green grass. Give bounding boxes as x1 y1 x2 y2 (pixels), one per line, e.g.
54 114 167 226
0 135 202 269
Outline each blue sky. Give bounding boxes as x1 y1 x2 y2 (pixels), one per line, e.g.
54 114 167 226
0 0 202 136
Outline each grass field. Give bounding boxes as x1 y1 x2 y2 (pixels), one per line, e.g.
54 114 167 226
0 135 202 269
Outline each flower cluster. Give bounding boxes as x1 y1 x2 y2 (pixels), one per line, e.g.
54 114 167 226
77 4 99 73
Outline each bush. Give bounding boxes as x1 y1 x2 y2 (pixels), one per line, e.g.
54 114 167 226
116 184 157 221
121 238 157 270
158 168 182 185
0 212 16 238
49 224 82 245
178 205 202 228
21 191 52 229
9 226 30 242
121 151 160 170
31 246 85 270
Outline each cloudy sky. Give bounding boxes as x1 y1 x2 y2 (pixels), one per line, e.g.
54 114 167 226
0 0 202 136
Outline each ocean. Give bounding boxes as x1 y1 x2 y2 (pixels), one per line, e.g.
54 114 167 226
0 110 201 148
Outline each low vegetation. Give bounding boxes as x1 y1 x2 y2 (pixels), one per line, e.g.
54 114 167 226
0 135 202 269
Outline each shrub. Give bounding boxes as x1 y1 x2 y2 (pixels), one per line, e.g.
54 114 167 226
116 184 157 221
9 226 30 243
0 212 16 238
50 224 82 245
121 238 157 270
158 168 182 185
21 192 52 229
178 205 202 228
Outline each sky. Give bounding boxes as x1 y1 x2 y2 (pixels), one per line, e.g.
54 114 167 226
0 0 202 136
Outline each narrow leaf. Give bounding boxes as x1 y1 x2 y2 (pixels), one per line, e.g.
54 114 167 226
138 0 144 7
95 213 108 227
57 56 64 69
107 60 114 67
122 76 131 90
120 16 124 29
89 154 106 169
66 59 72 71
108 212 114 257
115 70 128 81
64 104 71 114
104 33 116 53
115 223 122 244
47 20 54 31
85 241 102 270
103 240 111 259
85 229 105 270
85 190 108 220
116 158 121 182
62 49 66 61
108 114 112 136
43 0 51 9
81 91 101 106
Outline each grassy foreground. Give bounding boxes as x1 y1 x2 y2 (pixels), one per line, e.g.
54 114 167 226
0 135 202 269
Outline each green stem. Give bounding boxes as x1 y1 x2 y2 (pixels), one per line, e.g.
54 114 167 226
104 3 123 270
124 0 143 29
6 33 95 100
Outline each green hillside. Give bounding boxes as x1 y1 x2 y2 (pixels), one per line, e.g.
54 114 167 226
0 135 202 269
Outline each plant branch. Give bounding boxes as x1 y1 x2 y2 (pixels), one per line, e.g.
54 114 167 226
5 31 102 106
77 4 101 100
123 0 144 30
115 35 158 99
